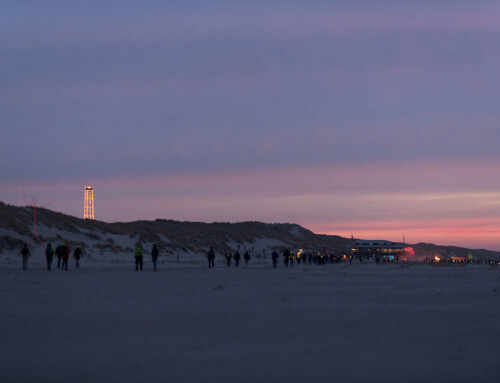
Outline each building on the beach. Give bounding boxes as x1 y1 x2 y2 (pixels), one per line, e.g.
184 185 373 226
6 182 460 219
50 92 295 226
351 240 411 260
84 185 94 220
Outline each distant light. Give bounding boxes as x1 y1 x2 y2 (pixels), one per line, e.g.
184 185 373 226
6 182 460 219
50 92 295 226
404 247 415 256
84 186 94 220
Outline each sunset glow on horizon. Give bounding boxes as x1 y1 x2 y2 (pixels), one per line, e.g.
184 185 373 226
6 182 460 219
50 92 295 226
3 159 499 250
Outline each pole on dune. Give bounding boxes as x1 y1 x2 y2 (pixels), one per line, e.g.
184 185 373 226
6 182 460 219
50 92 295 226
23 190 55 266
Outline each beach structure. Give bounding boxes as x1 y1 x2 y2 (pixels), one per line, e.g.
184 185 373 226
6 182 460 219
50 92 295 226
352 240 408 260
84 185 94 220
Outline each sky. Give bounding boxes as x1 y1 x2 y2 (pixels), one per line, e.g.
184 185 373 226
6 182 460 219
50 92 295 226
1 0 500 250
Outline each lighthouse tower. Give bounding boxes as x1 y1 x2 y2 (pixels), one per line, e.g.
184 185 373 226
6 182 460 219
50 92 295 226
84 186 94 220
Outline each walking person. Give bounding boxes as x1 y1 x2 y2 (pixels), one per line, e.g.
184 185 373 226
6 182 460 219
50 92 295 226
244 251 250 267
55 244 63 268
207 246 215 268
73 247 83 269
272 250 279 268
151 244 159 271
45 243 54 271
19 243 31 271
283 249 290 267
135 241 144 271
225 251 232 267
233 251 241 267
61 243 70 271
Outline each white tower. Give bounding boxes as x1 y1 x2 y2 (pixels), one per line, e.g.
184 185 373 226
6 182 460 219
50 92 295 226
84 185 94 220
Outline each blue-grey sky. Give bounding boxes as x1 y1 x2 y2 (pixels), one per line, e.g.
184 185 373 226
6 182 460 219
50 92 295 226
2 1 500 249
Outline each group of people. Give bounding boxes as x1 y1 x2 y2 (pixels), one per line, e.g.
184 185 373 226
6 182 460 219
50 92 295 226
18 242 83 271
273 249 310 268
18 241 363 272
206 247 354 269
206 247 280 269
207 247 252 268
133 242 160 271
277 250 357 267
45 243 83 271
225 250 251 267
271 249 301 268
20 241 159 272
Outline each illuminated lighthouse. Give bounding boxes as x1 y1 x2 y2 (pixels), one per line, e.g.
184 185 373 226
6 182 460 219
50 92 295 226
84 186 94 220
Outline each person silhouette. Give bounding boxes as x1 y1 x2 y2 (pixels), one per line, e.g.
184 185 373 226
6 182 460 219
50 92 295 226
225 251 232 267
19 243 31 271
207 247 215 268
272 250 279 268
73 247 83 269
233 251 241 267
135 241 144 271
151 244 159 271
244 251 250 267
45 243 54 271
